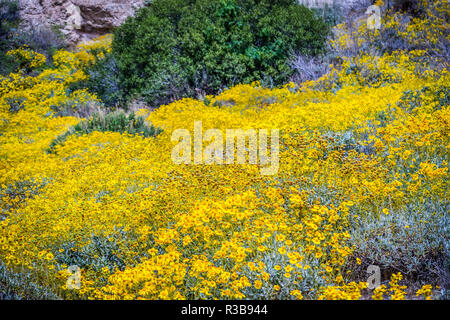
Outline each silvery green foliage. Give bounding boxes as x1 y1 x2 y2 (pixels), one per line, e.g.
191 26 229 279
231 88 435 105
47 110 162 153
0 178 50 221
350 201 449 281
0 260 61 300
54 233 128 274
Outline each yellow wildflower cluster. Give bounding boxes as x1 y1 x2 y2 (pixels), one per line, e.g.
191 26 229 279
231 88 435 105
416 284 433 300
371 273 436 300
318 281 368 300
0 1 447 300
6 46 47 70
330 0 448 59
320 272 437 300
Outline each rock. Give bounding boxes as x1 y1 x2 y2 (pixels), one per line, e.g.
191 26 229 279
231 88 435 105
18 0 146 46
65 2 82 31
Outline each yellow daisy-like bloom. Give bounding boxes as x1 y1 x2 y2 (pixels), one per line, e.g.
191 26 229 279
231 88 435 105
290 290 303 300
285 265 294 273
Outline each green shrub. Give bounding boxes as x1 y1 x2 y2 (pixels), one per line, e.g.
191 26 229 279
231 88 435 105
47 111 162 153
76 53 124 108
110 0 329 108
0 0 20 74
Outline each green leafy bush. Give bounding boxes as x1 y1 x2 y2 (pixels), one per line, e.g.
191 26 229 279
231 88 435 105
110 0 329 107
48 111 162 153
80 53 123 108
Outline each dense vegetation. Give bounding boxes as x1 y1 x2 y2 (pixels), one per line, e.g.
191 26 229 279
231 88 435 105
47 111 162 153
0 0 21 74
0 0 448 300
0 0 65 75
92 0 329 108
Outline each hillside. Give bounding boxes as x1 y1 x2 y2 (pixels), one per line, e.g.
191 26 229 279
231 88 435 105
0 0 448 300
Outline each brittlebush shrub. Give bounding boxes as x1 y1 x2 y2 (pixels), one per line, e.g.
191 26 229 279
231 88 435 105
110 0 329 107
0 0 65 75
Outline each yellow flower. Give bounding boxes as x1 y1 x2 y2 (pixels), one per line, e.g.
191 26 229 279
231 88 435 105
290 290 303 299
182 235 192 246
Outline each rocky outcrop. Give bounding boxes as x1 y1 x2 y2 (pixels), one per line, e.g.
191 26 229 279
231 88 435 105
18 0 145 45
